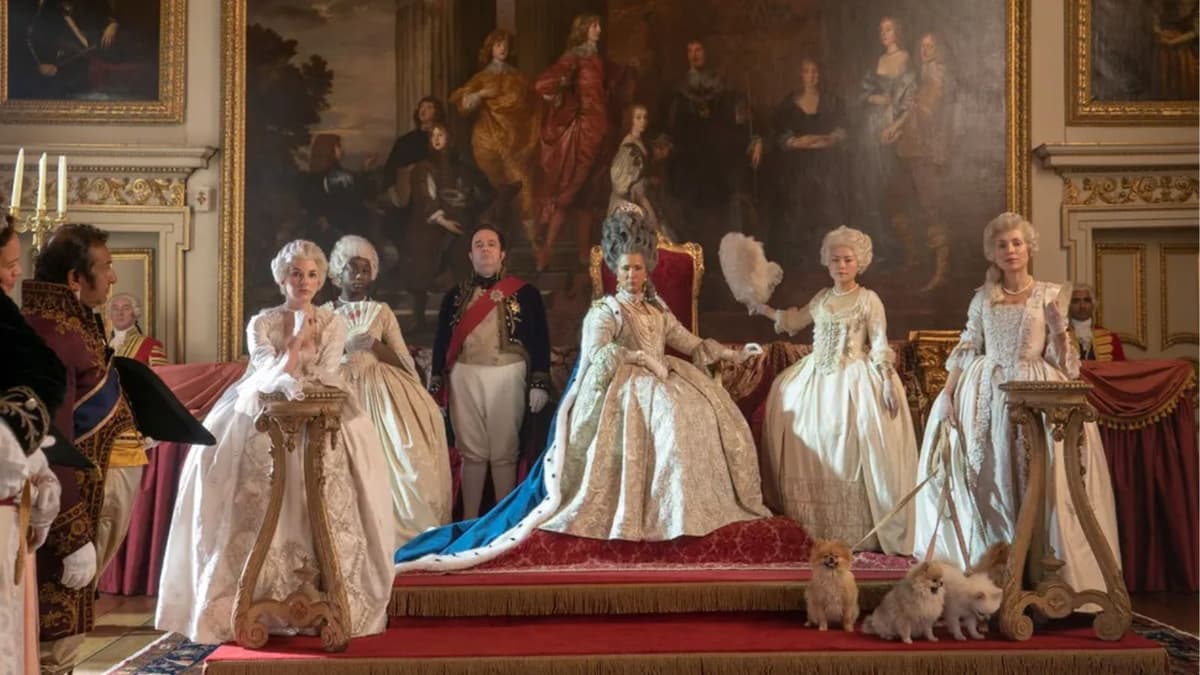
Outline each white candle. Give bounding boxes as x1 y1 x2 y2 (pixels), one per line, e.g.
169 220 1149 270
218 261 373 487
57 155 67 216
36 153 47 212
9 148 23 213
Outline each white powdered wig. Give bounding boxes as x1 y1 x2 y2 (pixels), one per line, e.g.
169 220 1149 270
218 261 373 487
328 234 380 286
270 239 328 295
719 232 783 305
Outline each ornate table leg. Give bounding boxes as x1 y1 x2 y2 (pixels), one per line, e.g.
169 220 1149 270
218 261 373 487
997 381 1132 641
231 388 353 652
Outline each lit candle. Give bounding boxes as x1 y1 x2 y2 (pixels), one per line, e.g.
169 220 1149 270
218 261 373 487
57 155 67 216
36 153 47 212
9 148 23 213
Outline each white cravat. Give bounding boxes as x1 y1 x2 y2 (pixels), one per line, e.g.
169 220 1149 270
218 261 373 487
110 326 132 351
1071 318 1094 351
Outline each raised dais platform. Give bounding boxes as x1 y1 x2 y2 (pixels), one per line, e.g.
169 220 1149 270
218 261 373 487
390 517 913 617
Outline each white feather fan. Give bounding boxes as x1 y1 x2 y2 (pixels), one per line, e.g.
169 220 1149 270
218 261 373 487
719 233 783 306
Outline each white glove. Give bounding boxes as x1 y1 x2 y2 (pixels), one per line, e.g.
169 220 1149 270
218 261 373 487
529 388 550 414
345 332 375 353
630 350 669 381
882 380 899 419
61 542 96 590
142 435 159 450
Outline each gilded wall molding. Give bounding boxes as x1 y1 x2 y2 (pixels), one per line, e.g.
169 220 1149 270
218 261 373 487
1160 244 1200 350
1094 243 1147 350
2 174 187 208
1063 174 1200 206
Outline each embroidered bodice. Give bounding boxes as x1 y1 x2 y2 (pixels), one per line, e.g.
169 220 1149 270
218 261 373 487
945 282 1078 379
234 304 348 415
774 288 895 375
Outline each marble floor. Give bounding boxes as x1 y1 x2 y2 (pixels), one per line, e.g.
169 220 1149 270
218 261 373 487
74 591 1199 673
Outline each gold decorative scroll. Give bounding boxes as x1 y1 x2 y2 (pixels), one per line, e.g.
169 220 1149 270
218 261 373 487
1063 174 1200 206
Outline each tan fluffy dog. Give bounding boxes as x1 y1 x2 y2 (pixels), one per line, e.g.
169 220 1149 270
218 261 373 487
805 539 860 632
862 561 946 643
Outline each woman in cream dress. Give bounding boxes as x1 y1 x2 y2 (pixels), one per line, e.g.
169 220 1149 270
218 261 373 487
156 240 393 644
912 213 1120 591
326 235 451 547
752 226 917 555
393 210 768 570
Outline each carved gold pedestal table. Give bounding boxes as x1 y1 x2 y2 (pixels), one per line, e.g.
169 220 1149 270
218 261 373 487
232 387 352 652
998 381 1132 641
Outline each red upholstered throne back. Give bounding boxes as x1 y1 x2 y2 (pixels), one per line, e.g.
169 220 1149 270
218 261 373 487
590 237 703 333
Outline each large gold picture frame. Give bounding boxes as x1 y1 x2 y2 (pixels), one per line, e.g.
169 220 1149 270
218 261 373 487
1066 0 1199 126
0 0 186 124
215 0 1030 360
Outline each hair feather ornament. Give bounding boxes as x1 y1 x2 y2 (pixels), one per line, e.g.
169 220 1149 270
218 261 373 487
719 233 783 306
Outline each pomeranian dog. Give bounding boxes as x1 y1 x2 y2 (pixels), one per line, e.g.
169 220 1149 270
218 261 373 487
939 565 1004 640
970 541 1011 589
862 561 945 643
805 539 859 632
938 541 1011 640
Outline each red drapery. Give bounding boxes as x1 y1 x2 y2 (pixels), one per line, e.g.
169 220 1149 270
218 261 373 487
1081 359 1198 592
98 362 247 595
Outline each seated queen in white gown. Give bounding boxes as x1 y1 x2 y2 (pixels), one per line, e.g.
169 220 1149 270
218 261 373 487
156 240 394 644
750 226 917 555
393 210 769 571
912 213 1120 591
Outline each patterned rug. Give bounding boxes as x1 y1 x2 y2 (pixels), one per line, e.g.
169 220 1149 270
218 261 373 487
109 612 1196 673
1132 613 1199 675
106 632 217 674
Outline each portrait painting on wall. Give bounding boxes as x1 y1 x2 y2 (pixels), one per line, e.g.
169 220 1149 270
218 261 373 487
0 0 185 122
220 0 1027 357
1069 0 1198 124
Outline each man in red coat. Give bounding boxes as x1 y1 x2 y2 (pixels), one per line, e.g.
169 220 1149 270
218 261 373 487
22 224 137 674
1069 284 1127 361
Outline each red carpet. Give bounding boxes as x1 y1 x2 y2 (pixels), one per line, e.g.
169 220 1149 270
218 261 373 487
204 611 1168 674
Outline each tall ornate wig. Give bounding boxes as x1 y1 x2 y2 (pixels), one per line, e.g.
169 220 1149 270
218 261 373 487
820 225 874 272
270 239 328 296
602 210 658 297
328 235 379 287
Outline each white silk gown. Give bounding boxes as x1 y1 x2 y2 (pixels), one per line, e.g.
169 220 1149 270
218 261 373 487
155 305 394 644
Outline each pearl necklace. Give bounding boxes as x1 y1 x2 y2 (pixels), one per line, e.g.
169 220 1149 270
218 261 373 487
1001 278 1034 296
831 284 859 296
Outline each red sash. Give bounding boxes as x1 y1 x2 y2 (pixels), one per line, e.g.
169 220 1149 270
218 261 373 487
441 276 527 398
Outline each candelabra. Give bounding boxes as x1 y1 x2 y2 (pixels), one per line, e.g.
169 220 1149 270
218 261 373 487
8 206 67 261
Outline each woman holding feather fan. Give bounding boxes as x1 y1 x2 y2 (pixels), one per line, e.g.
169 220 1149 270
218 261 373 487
741 226 917 555
326 235 451 548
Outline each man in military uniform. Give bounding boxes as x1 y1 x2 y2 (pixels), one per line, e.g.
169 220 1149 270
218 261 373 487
430 227 551 520
21 223 137 674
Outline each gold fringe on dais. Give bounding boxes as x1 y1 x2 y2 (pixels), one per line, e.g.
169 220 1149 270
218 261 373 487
389 581 894 617
203 647 1169 675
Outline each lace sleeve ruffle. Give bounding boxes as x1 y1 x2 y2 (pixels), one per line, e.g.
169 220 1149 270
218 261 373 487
945 292 985 373
692 338 728 368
